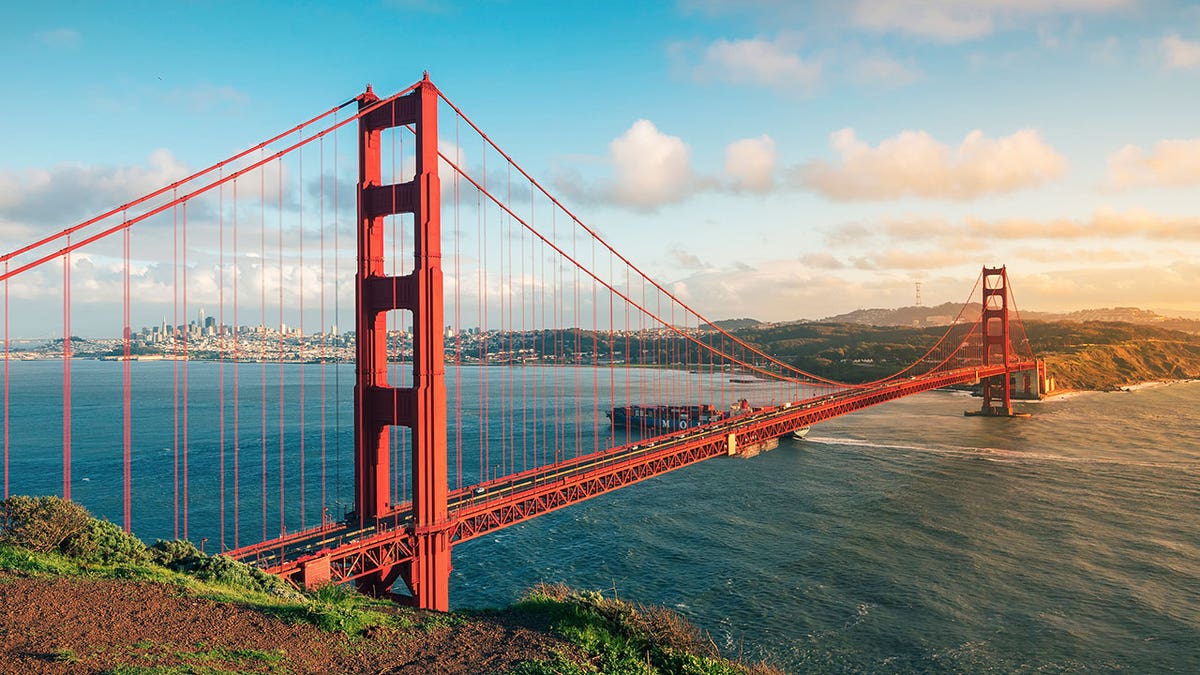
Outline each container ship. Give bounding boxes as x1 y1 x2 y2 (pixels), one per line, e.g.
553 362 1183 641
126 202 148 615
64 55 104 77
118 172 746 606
606 402 737 431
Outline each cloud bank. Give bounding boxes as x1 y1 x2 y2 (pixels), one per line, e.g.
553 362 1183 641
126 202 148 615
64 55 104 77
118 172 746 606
1108 138 1200 188
1161 33 1200 70
688 34 821 91
796 128 1066 201
850 0 1133 42
0 150 191 229
555 120 779 210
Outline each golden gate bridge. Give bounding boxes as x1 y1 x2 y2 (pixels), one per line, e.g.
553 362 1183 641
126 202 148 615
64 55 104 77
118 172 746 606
0 75 1042 611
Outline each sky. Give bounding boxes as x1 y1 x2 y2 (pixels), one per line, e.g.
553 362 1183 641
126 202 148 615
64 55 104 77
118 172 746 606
3 0 1200 334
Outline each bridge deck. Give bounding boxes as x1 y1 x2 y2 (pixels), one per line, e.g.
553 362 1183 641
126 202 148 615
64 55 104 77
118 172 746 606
228 362 1033 587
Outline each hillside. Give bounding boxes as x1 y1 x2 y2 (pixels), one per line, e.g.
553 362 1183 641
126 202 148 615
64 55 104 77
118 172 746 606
810 304 1200 333
727 320 1200 390
0 496 779 675
820 302 975 327
701 318 763 331
1025 321 1200 391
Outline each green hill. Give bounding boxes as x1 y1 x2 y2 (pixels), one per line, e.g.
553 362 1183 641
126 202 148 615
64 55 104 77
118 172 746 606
730 320 1200 390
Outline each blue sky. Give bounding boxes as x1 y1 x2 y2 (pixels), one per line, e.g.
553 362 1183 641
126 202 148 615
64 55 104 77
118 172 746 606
3 0 1200 330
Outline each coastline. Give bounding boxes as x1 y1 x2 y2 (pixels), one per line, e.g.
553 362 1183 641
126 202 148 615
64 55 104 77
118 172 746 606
1038 377 1199 402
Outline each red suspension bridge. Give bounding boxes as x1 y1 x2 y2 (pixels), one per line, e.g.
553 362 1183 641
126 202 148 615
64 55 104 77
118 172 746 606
0 76 1042 611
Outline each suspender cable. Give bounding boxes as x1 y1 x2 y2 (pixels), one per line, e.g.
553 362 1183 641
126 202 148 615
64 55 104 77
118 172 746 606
319 136 327 523
476 152 484 485
260 159 267 542
62 238 71 500
481 149 489 482
298 139 306 530
219 178 226 548
182 200 189 541
3 260 7 499
522 180 528 474
333 114 342 518
123 219 132 533
501 165 508 476
233 179 240 548
172 199 179 538
278 158 285 536
453 115 462 495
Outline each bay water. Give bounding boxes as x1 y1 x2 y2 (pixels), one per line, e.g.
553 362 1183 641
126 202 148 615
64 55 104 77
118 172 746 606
5 360 1198 671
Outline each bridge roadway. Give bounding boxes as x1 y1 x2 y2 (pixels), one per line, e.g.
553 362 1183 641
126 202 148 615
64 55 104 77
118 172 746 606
228 362 1032 588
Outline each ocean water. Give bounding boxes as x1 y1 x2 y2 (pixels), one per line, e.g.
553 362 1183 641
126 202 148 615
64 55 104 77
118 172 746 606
4 361 1199 672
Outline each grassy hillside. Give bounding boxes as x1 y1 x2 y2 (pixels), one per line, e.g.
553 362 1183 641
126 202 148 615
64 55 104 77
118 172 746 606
730 320 1200 390
0 495 779 674
1025 321 1200 391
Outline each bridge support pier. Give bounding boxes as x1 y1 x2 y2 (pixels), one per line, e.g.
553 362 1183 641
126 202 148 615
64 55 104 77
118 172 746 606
402 526 452 609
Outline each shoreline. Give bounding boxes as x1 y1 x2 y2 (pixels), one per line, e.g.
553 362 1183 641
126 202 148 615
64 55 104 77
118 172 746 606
1038 377 1199 402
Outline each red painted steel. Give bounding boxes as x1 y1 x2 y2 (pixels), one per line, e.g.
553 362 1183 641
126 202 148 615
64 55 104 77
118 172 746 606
980 266 1013 415
354 75 450 609
230 361 1035 590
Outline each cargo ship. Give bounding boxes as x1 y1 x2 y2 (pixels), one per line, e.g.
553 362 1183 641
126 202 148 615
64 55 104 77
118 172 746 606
606 403 728 431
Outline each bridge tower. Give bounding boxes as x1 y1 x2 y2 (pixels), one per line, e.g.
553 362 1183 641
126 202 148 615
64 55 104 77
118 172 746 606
979 266 1013 416
354 75 451 610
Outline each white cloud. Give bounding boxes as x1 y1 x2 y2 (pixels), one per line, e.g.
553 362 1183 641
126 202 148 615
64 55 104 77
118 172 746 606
556 122 782 210
1161 33 1200 69
850 0 1133 42
610 120 697 209
0 150 191 228
796 127 1066 201
687 34 821 91
35 28 80 49
826 209 1200 245
1108 138 1200 188
724 135 777 193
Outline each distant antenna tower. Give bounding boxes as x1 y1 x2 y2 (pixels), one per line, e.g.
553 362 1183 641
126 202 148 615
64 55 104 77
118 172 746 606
914 281 922 307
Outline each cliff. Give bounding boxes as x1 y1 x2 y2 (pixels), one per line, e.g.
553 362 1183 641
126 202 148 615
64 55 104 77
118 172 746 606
1041 339 1200 391
1026 321 1200 391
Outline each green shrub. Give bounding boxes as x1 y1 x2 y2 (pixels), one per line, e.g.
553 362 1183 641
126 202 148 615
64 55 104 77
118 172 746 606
148 539 203 568
0 495 149 565
186 553 290 595
65 517 151 565
0 495 92 553
148 539 290 596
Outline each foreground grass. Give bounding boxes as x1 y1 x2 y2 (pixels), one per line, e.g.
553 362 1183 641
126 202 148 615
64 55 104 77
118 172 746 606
0 542 405 638
506 583 781 675
1 496 780 674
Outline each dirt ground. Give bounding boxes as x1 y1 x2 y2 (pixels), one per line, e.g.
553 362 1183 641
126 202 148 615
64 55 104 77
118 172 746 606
0 571 573 674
